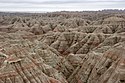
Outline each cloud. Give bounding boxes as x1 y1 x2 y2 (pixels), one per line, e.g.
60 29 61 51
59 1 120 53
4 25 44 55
0 0 125 12
0 0 124 4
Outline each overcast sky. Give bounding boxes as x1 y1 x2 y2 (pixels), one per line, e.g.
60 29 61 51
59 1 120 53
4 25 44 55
0 0 125 12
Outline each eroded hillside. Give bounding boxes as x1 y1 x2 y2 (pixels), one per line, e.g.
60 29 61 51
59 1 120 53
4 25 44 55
0 11 125 83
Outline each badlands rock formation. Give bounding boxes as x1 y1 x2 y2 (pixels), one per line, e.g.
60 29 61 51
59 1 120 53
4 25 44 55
0 10 125 83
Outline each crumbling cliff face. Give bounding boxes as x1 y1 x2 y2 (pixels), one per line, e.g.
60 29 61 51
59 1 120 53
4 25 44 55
0 11 125 83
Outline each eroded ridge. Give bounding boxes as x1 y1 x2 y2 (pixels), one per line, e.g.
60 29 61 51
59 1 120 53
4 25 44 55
0 11 125 83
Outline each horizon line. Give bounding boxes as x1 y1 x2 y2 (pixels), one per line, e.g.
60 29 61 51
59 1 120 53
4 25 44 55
0 9 125 13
